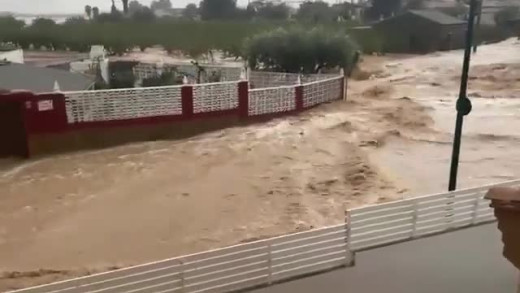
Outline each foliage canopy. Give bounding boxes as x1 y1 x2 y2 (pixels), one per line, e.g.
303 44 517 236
245 27 358 74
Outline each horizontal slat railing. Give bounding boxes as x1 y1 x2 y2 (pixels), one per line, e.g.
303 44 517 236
11 180 520 293
348 179 520 251
10 223 350 293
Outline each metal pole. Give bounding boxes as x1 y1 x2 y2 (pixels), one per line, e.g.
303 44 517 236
448 0 478 191
473 0 484 53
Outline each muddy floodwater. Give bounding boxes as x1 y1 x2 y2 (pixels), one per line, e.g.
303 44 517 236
1 39 520 290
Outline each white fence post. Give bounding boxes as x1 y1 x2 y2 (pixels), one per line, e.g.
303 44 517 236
345 210 355 266
445 193 455 229
411 200 418 238
471 195 480 224
267 243 273 285
179 259 185 293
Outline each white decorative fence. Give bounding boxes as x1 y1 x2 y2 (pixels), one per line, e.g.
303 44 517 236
192 82 239 114
65 85 183 123
302 77 343 108
11 224 349 293
248 86 296 116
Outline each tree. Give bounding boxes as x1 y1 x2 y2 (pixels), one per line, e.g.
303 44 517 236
0 16 25 30
199 0 237 20
111 0 118 14
296 1 334 23
129 0 145 14
85 5 92 19
405 0 426 10
150 0 172 11
132 7 156 22
331 2 355 21
248 1 289 20
96 11 124 22
245 27 358 74
183 3 199 20
92 7 100 19
368 0 401 19
122 0 129 14
64 16 88 25
31 18 57 28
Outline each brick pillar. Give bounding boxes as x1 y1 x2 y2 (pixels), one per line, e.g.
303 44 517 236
238 81 249 119
295 85 304 111
181 85 194 119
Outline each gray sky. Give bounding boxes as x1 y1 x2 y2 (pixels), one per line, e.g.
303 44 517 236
0 0 342 14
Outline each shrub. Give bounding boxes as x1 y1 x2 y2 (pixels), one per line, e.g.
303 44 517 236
244 26 358 74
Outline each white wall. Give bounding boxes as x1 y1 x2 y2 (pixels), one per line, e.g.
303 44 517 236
0 49 24 64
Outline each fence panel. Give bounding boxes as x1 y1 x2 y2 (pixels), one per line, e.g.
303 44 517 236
348 179 520 252
14 179 520 293
10 224 349 293
248 86 296 116
302 77 343 108
64 86 183 124
192 82 239 114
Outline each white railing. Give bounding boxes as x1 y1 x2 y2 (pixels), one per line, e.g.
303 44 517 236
10 224 350 293
12 180 518 293
348 179 520 252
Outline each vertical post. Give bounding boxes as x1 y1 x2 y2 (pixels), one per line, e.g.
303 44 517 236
267 243 273 285
473 0 483 54
445 193 455 230
181 85 193 120
448 0 477 191
179 259 185 293
471 196 480 225
411 200 418 238
345 210 355 266
238 80 249 119
295 85 304 112
341 76 347 101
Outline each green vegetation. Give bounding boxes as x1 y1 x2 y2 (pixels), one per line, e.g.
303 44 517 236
245 27 358 74
0 14 375 58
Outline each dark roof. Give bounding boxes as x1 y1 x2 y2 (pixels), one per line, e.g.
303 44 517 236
408 9 466 25
0 62 94 93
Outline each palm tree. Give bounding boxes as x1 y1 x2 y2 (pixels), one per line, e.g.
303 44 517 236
92 6 100 19
122 0 129 14
85 5 92 19
111 0 117 14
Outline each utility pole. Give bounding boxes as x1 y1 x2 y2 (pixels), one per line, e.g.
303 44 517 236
448 0 478 191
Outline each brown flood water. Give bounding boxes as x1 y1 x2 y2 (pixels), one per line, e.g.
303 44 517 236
1 39 520 290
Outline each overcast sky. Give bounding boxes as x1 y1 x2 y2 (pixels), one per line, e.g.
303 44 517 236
0 0 344 14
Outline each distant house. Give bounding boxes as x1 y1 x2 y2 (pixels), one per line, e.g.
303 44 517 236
373 9 467 53
0 62 94 93
153 8 183 18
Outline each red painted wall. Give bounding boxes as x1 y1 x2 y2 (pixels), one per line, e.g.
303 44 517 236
0 77 346 157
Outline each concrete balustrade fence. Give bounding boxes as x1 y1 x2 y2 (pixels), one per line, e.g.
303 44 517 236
0 74 346 158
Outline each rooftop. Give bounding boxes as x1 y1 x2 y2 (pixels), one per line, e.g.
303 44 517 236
408 9 466 25
0 62 94 93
